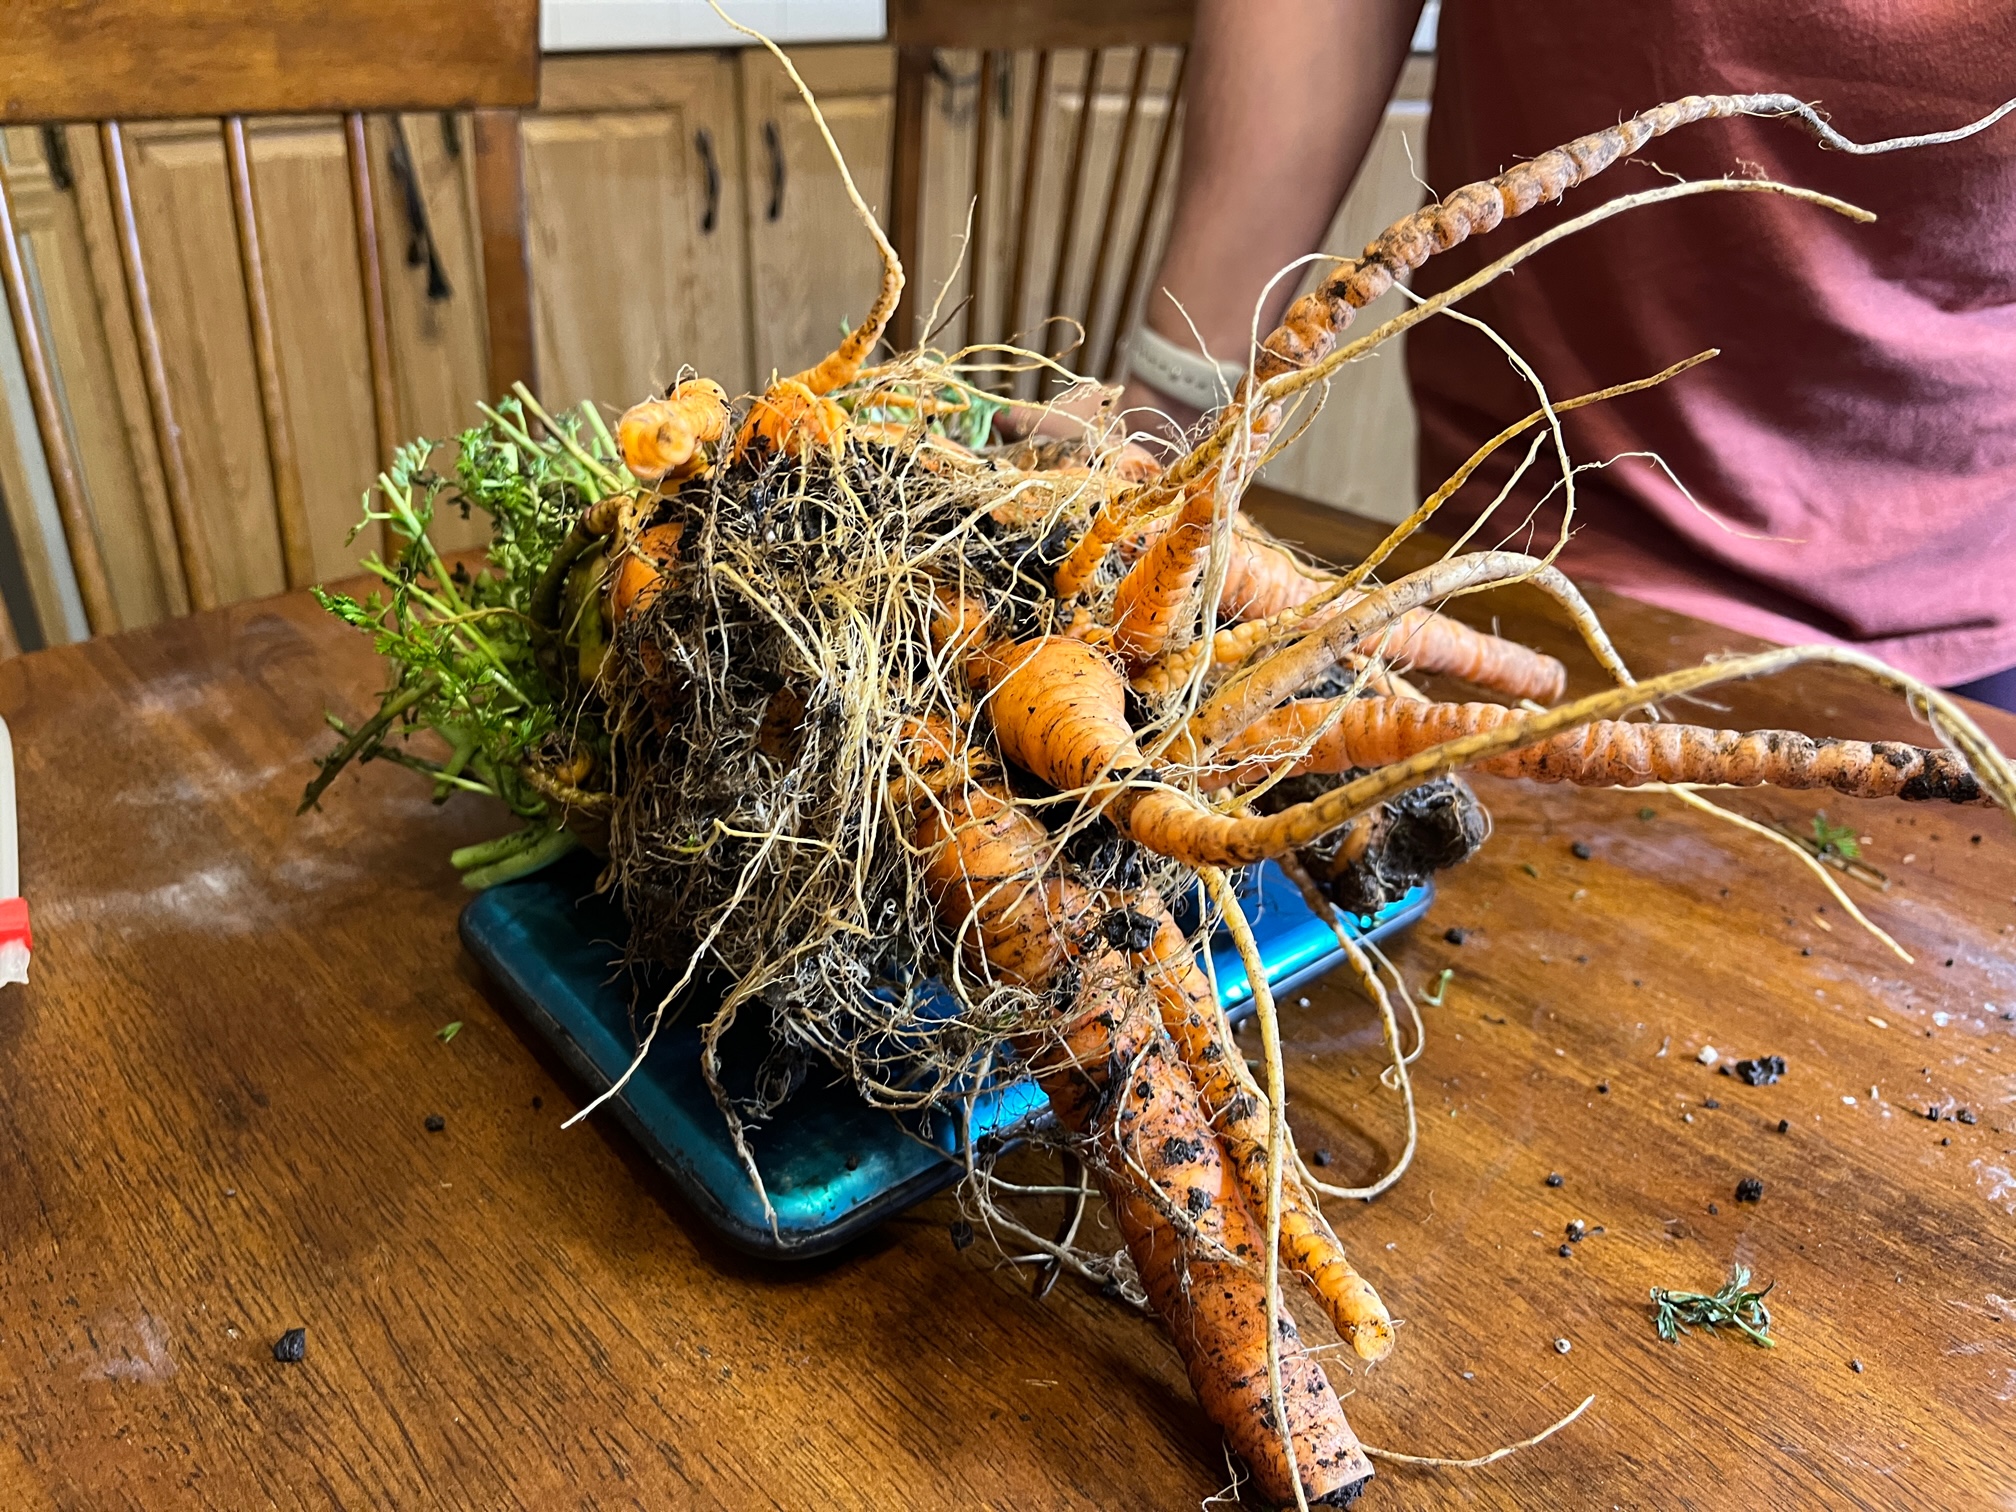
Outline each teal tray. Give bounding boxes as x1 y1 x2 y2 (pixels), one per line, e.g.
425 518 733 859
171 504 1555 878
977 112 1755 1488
462 854 1428 1257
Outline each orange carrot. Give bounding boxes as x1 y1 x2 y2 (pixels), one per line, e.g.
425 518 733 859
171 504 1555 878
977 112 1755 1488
732 379 849 463
911 775 1374 1506
608 521 685 628
617 379 728 484
1130 897 1395 1362
1210 696 1989 802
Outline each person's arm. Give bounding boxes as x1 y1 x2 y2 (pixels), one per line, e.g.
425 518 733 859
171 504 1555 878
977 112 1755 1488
1122 0 1424 435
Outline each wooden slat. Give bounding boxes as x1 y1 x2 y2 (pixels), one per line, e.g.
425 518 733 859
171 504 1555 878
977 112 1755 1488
222 116 314 591
1076 45 1151 379
964 49 1000 352
1002 49 1055 388
1100 45 1187 379
99 122 215 613
0 146 117 636
0 576 20 657
1040 49 1105 385
0 0 539 123
344 113 400 558
889 0 1192 51
472 110 537 401
886 45 933 354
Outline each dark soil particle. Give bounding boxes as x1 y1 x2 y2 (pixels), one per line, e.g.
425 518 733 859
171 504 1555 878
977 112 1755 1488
1702 1098 1721 1110
1444 927 1468 945
273 1327 306 1363
1778 1119 1791 1134
531 1096 543 1110
1558 1244 1575 1258
1957 1108 1979 1125
1850 1359 1865 1373
1707 1202 1720 1215
1596 1082 1610 1094
1566 1219 1587 1241
424 1114 445 1133
1571 841 1592 860
1312 1148 1333 1168
1546 1172 1564 1187
1734 1055 1787 1086
950 1220 975 1251
844 1153 861 1171
1735 1176 1765 1203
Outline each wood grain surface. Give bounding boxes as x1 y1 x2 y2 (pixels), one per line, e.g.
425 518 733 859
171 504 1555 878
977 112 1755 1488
0 0 539 123
2 487 2013 1510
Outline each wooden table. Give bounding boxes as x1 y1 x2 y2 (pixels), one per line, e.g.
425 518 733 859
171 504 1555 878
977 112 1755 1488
5 487 2013 1509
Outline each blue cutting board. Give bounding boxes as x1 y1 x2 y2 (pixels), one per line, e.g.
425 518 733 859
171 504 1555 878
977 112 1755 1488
462 854 1428 1257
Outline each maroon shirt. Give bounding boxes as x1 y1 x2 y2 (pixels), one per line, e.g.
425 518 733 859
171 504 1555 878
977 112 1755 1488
1409 0 2016 683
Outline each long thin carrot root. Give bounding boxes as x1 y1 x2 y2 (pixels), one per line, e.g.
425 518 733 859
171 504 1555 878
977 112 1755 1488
1133 903 1394 1361
913 775 1375 1505
1251 94 1882 385
1037 950 1375 1507
1212 697 1988 803
1358 609 1567 703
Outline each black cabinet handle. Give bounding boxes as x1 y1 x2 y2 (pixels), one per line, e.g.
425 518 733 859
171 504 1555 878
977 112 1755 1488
387 116 452 301
763 119 786 221
694 126 720 234
40 126 74 192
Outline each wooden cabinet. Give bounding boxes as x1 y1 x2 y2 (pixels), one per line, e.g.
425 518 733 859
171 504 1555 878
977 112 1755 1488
739 45 894 385
0 49 894 645
527 54 752 406
0 43 1430 648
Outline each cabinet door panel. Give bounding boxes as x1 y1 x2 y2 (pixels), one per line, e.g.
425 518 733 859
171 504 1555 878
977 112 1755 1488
371 113 493 556
526 53 750 411
741 45 893 387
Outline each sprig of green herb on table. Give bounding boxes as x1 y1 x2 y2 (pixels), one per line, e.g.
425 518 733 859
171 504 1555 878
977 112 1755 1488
1650 1265 1776 1348
1766 808 1889 891
299 394 627 888
1808 810 1861 861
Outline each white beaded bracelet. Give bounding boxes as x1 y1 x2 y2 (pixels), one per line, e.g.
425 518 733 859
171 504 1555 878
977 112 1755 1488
1123 324 1244 412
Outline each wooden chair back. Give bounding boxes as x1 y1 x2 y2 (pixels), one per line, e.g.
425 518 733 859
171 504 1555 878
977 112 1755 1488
886 0 1193 399
0 0 540 648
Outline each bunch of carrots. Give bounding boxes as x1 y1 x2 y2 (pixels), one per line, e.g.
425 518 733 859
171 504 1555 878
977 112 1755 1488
311 23 2016 1506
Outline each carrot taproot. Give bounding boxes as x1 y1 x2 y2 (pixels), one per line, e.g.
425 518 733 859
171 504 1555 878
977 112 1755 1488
1135 603 1569 707
1064 92 1904 607
1249 95 1863 388
1189 551 1632 750
617 379 728 485
608 521 685 628
1209 697 1989 803
732 379 849 463
911 775 1375 1506
1130 898 1395 1362
1138 645 2016 868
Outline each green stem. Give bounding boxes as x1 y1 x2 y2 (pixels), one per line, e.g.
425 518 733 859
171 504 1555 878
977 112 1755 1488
512 383 628 494
580 398 622 465
298 677 438 813
460 825 580 889
452 823 555 871
368 746 496 797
